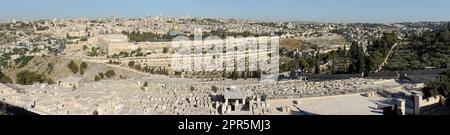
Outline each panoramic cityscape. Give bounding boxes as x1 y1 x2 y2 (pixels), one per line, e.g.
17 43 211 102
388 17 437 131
1 0 450 116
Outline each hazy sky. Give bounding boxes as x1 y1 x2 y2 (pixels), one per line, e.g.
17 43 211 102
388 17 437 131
1 0 450 23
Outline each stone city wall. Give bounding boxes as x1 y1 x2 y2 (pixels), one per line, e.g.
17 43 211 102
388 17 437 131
420 95 444 107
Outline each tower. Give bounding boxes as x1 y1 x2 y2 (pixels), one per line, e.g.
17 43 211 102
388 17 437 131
112 14 117 24
447 21 450 29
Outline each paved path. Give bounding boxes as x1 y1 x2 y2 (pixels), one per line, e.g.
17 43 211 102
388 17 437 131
62 56 161 77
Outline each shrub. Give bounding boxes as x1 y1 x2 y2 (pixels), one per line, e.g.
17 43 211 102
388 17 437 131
83 45 88 50
190 86 196 92
80 62 88 69
211 86 219 93
163 47 169 53
98 72 104 79
143 81 148 87
94 75 100 81
105 70 116 78
0 71 12 84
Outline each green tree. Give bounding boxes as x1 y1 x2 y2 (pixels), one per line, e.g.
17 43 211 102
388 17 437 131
80 62 88 75
80 62 88 69
327 50 338 74
83 45 88 50
16 70 54 85
422 75 450 98
367 50 384 72
231 70 239 80
128 61 135 68
299 58 310 70
356 47 365 74
67 60 79 73
348 42 359 73
315 60 321 74
315 50 321 74
382 32 398 47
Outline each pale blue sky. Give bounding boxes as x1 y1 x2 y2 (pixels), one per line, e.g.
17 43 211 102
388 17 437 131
1 0 450 23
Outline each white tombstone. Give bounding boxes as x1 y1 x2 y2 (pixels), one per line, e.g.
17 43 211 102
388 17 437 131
395 98 406 115
413 93 422 115
221 104 227 114
226 105 232 113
